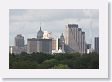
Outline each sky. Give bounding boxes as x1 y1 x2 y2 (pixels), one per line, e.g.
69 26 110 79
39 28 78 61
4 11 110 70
9 9 99 48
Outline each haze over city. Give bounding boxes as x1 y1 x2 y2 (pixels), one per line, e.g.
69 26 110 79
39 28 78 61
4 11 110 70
9 9 99 48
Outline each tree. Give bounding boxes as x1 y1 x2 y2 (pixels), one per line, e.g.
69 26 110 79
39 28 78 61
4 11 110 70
53 64 69 69
41 59 58 68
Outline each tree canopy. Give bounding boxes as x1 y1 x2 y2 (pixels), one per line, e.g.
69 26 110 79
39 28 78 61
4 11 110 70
9 52 99 69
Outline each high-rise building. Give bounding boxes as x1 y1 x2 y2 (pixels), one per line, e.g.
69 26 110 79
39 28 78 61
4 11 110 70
27 26 52 54
27 38 38 54
81 32 85 53
27 38 52 54
78 28 82 53
15 34 24 47
64 24 85 53
94 37 99 54
37 39 52 54
52 39 56 50
11 34 26 54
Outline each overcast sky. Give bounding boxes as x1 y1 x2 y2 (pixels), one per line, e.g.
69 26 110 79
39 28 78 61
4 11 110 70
9 9 99 48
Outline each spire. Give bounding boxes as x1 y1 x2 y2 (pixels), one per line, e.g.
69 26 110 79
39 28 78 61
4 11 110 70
61 33 64 37
40 22 41 30
40 26 41 30
37 22 43 39
62 33 63 36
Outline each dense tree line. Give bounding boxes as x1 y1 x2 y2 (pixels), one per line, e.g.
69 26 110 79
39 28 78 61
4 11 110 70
9 52 99 69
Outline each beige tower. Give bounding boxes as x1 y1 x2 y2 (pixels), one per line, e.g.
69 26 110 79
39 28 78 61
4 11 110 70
64 24 79 53
64 24 85 54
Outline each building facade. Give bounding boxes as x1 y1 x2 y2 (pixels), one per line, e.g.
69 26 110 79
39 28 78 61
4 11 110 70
52 39 56 50
94 37 99 54
15 34 24 47
27 26 52 54
38 39 52 54
64 24 85 53
27 38 38 54
11 34 26 54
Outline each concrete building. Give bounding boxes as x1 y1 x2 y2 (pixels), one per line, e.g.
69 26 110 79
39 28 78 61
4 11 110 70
11 34 27 54
27 38 52 54
94 37 99 54
11 46 27 54
15 34 24 47
38 39 52 54
78 28 82 53
52 35 65 54
81 32 85 53
27 38 38 54
64 24 85 53
52 39 56 50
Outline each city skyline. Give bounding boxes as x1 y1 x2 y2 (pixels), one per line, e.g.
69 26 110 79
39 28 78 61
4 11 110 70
9 9 99 48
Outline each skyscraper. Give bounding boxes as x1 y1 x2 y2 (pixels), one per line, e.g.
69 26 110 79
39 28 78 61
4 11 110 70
94 37 99 54
81 32 85 53
64 24 85 53
52 39 56 50
15 34 24 47
27 38 38 54
37 39 52 54
27 27 52 54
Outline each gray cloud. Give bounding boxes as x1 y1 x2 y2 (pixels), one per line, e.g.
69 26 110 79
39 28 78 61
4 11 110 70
9 9 99 48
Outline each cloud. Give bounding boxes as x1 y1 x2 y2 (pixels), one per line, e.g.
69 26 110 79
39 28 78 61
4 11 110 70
9 9 99 48
10 9 98 22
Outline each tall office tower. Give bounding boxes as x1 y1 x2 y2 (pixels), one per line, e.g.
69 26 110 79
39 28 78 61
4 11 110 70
94 37 99 54
27 38 38 54
37 39 52 54
37 27 43 39
78 28 82 53
60 33 65 52
64 24 86 53
64 24 79 53
15 34 24 47
52 39 56 50
27 38 52 54
81 32 85 53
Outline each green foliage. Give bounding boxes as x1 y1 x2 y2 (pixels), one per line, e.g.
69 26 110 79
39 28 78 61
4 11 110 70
9 52 99 69
53 64 69 69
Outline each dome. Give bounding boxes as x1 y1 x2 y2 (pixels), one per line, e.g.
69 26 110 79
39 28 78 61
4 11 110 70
37 27 43 39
